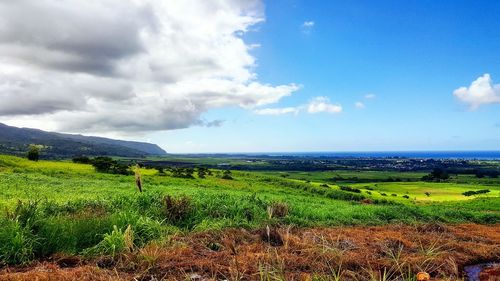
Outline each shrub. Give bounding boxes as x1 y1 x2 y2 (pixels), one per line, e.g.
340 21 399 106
221 170 233 180
339 186 361 193
463 189 491 196
197 167 208 178
326 190 365 201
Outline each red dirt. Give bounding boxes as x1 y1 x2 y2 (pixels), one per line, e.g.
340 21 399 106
1 223 499 281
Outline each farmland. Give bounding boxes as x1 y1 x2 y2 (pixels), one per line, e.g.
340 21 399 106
0 154 499 280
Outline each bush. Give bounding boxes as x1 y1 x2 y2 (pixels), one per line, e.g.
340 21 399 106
326 190 365 201
463 189 491 197
340 186 361 193
221 170 233 180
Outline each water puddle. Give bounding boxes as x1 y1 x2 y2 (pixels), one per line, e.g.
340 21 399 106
463 262 499 281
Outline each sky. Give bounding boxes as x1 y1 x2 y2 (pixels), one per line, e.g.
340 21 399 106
0 0 499 153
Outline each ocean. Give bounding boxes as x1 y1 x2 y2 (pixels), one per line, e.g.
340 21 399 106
243 151 500 160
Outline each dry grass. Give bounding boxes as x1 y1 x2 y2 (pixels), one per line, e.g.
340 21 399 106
1 223 499 281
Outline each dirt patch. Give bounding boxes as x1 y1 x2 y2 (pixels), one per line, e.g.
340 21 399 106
1 223 499 281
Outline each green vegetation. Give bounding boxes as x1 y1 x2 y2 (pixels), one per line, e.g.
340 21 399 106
0 154 498 266
26 144 40 162
462 189 491 196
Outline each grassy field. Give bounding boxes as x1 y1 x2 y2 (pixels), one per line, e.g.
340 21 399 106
0 154 499 279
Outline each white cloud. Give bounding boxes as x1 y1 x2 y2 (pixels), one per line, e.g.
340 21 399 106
364 94 376 99
301 21 315 33
453 74 500 110
355 102 365 109
254 107 299 115
302 21 315 27
307 97 342 114
0 0 299 134
254 96 343 115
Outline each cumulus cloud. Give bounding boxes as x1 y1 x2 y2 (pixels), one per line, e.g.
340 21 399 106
0 0 299 133
307 97 342 114
364 94 376 99
354 102 365 109
453 74 500 110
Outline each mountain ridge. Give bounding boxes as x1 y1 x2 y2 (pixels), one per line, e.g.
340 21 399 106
0 123 167 158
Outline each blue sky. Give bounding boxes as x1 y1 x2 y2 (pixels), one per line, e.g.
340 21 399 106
151 0 500 153
0 0 499 153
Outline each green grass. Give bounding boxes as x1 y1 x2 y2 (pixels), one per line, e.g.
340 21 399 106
265 170 427 182
351 181 500 202
0 154 498 266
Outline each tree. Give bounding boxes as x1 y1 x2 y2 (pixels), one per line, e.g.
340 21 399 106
91 157 132 175
72 156 91 164
422 168 450 181
26 145 40 161
171 167 194 179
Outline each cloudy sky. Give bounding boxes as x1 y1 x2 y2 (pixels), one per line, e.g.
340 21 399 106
0 0 499 152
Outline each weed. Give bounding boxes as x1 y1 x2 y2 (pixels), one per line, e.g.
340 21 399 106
83 225 134 258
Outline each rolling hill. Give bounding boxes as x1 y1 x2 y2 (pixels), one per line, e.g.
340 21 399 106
0 123 166 158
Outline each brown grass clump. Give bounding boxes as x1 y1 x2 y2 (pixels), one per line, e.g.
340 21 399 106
1 223 499 280
260 225 284 246
162 195 192 224
267 202 289 219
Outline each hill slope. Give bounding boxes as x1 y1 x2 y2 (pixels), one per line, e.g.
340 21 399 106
0 123 166 158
